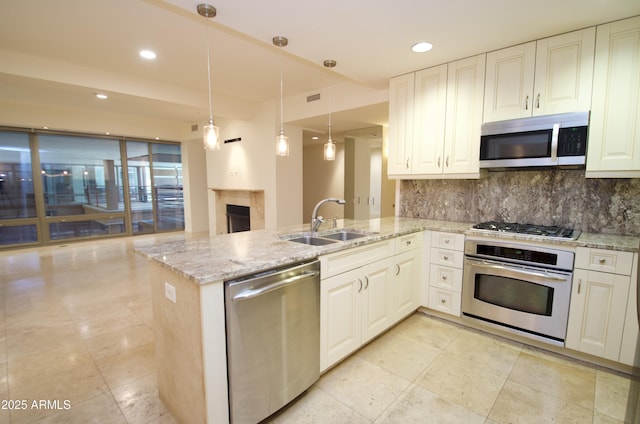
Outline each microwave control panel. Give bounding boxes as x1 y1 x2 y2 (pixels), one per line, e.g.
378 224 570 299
557 126 587 157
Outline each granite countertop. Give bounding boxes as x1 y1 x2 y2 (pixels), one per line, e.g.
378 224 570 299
133 216 639 285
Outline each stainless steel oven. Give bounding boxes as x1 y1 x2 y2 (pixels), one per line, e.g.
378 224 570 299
462 237 574 345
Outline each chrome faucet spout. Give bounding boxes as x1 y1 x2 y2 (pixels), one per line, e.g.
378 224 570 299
311 198 346 233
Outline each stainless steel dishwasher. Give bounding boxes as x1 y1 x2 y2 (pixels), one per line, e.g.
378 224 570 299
224 259 320 424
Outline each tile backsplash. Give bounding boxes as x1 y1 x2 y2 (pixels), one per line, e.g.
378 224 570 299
399 169 640 236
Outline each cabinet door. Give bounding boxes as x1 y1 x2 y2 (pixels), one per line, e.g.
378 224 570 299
361 257 395 343
393 250 421 322
566 269 630 361
388 73 415 176
320 268 362 371
444 54 486 176
533 27 595 116
412 65 447 175
483 42 536 122
588 16 640 176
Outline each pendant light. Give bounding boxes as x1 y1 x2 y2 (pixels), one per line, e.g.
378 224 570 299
273 36 289 156
323 59 337 161
198 3 221 150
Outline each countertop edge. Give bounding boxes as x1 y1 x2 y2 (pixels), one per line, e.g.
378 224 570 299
134 217 639 285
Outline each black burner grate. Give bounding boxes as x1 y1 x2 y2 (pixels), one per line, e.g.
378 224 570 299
473 221 575 238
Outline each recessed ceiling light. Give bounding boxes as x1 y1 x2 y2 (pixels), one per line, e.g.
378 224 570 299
411 42 433 53
312 136 319 140
140 49 157 60
95 93 108 100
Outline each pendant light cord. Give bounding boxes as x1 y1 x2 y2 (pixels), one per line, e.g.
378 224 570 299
206 26 213 125
279 61 284 133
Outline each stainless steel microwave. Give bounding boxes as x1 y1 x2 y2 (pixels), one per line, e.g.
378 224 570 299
479 111 589 169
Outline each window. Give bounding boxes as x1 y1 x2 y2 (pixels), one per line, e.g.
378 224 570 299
0 128 184 249
0 132 38 245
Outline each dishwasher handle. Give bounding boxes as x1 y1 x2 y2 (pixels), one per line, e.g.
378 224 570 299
232 270 319 301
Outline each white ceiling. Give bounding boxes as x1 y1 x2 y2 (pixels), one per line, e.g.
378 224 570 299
1 0 639 141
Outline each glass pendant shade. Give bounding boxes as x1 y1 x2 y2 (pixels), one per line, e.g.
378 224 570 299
324 139 336 161
276 130 289 156
203 120 220 150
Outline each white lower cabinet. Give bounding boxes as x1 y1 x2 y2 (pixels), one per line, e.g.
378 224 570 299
393 233 423 321
427 231 465 316
566 247 636 363
320 234 423 371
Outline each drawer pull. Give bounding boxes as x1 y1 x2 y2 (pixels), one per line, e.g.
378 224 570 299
364 276 369 290
395 264 401 276
598 258 606 265
444 239 450 244
441 298 446 304
406 240 412 246
443 255 449 261
578 279 582 294
441 275 448 281
358 279 363 293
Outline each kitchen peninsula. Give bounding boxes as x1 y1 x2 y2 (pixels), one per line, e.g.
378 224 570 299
134 216 639 424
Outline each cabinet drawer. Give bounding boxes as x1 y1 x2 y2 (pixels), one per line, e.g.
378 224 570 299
430 247 464 268
431 231 464 250
575 247 634 275
395 231 423 254
429 264 462 292
428 287 461 316
321 239 394 278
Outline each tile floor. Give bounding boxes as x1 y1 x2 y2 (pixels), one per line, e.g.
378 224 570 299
0 234 636 424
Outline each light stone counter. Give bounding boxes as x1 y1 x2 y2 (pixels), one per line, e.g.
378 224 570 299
133 217 472 285
134 216 639 285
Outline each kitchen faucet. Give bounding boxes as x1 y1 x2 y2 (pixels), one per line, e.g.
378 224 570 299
311 198 346 233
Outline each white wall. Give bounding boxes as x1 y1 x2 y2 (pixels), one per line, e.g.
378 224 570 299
182 138 210 233
303 142 345 224
276 124 303 227
205 101 303 230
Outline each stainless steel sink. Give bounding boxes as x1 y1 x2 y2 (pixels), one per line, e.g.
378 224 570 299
321 229 373 241
286 235 339 245
282 228 377 245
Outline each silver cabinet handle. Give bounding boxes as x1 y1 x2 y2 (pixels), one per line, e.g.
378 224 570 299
358 278 363 293
536 93 540 109
577 279 582 294
396 264 401 276
437 156 441 168
233 271 319 301
525 95 529 110
364 276 369 290
445 155 449 167
406 158 410 169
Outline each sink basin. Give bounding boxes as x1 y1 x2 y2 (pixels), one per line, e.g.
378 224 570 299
281 228 377 245
321 229 373 241
286 235 339 246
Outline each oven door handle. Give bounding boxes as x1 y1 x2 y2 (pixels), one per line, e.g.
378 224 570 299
471 261 568 282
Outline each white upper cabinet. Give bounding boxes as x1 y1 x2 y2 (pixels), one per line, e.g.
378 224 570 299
412 64 448 175
483 28 595 123
388 55 485 179
387 73 414 176
587 16 640 177
444 55 486 176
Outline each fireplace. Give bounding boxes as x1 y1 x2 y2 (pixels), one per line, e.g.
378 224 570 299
212 189 264 235
226 204 250 233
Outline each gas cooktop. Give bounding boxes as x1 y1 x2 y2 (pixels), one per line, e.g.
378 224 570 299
471 221 580 240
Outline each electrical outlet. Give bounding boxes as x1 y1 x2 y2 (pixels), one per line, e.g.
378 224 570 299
164 282 176 303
